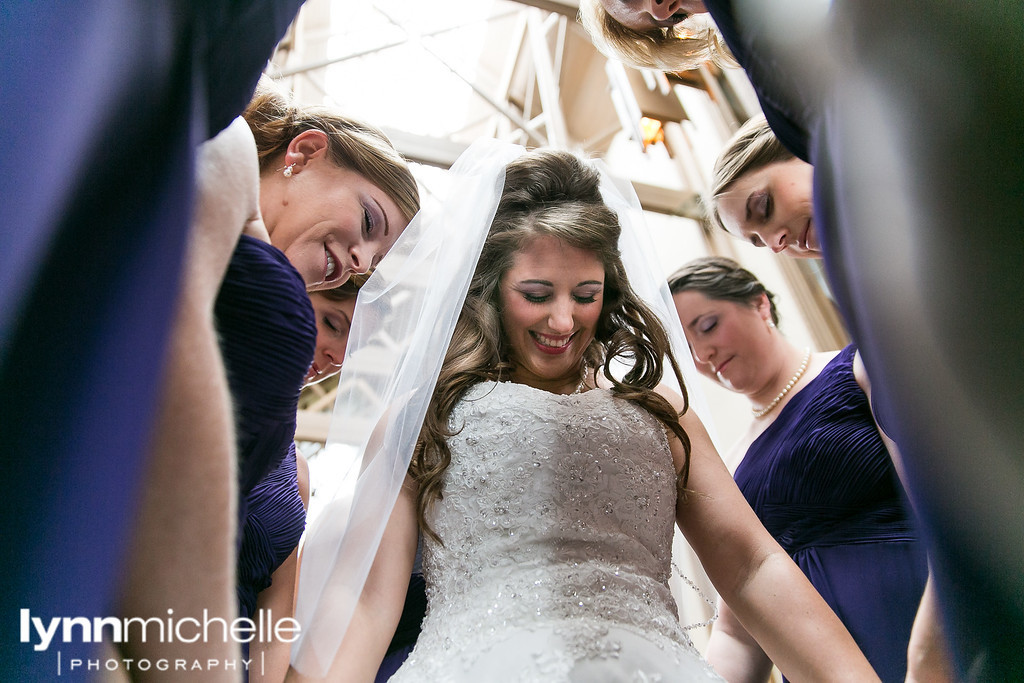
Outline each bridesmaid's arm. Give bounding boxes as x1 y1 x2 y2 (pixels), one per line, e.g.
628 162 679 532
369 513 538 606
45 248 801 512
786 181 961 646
117 117 261 675
705 599 774 683
656 386 879 683
905 576 955 683
852 350 905 477
252 451 310 683
286 475 419 683
255 547 301 682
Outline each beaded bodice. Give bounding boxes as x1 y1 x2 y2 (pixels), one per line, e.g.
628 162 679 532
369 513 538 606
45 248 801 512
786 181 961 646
393 381 720 682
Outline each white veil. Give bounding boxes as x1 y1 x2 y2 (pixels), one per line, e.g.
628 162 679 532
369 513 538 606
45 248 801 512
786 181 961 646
291 139 713 676
593 159 713 424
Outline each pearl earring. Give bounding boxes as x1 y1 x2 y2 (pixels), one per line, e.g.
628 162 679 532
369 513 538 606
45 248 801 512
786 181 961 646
767 320 776 329
282 163 296 178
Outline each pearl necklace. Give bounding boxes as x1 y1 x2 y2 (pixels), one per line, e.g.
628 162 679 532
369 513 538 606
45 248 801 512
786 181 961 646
751 347 810 419
571 365 589 395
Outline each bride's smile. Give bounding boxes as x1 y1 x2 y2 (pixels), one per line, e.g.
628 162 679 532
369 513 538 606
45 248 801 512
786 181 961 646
499 234 604 394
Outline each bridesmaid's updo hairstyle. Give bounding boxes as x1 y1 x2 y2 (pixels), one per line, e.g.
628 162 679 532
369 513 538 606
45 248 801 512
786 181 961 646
412 149 693 542
243 78 420 223
314 276 362 305
705 115 794 236
668 256 780 325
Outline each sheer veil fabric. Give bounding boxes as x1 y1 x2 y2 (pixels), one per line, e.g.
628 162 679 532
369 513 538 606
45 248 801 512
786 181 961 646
290 139 714 676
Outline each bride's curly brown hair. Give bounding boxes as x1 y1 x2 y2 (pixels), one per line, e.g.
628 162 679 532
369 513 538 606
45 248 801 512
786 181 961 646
410 149 693 543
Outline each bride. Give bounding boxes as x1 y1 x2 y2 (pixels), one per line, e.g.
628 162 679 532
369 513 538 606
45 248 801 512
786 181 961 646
287 145 878 682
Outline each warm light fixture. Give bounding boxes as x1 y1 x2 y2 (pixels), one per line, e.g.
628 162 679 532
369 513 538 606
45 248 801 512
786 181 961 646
640 116 664 150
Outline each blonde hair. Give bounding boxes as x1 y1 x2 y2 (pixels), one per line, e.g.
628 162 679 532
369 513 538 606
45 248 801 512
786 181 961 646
705 114 794 234
578 0 734 72
410 149 692 542
243 79 420 223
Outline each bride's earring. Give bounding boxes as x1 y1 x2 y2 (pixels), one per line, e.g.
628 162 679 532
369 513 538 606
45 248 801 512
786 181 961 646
282 163 296 178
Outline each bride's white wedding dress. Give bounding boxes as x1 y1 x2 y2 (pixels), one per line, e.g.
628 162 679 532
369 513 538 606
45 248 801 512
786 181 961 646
390 381 724 682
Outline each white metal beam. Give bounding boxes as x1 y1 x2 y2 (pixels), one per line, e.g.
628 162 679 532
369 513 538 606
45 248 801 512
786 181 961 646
526 9 569 147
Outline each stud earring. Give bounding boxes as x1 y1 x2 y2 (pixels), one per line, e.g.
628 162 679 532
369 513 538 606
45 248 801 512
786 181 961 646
282 163 296 178
767 320 776 329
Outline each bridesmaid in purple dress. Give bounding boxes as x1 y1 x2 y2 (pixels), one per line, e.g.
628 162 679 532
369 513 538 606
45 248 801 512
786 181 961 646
224 79 418 570
670 257 927 683
222 86 419 680
239 283 356 680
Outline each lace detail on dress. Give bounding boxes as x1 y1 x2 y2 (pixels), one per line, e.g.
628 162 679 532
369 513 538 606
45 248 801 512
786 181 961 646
391 382 722 682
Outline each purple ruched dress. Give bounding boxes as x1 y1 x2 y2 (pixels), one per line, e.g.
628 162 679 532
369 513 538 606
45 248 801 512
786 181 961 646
734 345 927 682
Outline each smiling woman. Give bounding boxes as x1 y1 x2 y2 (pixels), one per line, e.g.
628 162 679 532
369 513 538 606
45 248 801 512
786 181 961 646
578 0 733 71
598 0 708 30
243 80 420 289
706 115 819 257
178 83 421 682
288 145 882 683
499 236 605 395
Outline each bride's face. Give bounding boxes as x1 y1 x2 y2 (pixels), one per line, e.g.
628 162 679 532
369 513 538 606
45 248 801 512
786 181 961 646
499 235 605 391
